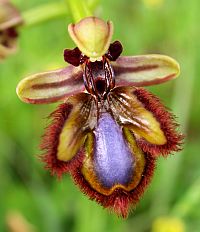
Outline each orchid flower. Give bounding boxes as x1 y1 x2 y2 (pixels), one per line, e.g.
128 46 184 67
0 0 22 60
16 17 183 218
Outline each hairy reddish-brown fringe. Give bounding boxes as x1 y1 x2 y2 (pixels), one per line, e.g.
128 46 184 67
134 88 184 157
40 103 84 178
71 153 156 218
39 87 182 216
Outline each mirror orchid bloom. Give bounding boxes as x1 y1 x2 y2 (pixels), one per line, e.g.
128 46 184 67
16 17 183 218
0 0 23 60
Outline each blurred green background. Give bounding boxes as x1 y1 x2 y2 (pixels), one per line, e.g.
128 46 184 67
0 0 200 231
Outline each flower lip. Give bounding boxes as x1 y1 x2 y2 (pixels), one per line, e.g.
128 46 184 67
93 112 134 188
68 16 113 60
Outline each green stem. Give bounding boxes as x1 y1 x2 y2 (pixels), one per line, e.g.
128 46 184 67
22 1 68 27
22 0 99 28
150 0 197 217
171 178 200 218
67 0 93 22
88 0 101 12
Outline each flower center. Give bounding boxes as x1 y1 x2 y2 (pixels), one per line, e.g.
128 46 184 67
83 58 115 100
63 41 123 101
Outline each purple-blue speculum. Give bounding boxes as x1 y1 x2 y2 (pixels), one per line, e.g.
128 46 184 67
16 16 183 217
94 113 134 188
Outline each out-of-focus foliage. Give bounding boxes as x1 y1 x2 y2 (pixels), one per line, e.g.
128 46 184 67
0 0 200 231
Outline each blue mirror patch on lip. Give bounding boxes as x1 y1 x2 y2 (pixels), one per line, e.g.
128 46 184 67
94 112 134 188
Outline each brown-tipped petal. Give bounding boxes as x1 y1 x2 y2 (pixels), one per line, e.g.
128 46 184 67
109 86 183 157
133 88 184 156
112 54 180 87
16 66 84 104
57 92 96 161
68 17 113 60
41 92 96 177
0 0 23 30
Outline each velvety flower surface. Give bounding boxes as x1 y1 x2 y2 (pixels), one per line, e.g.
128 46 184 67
16 16 183 217
0 0 22 60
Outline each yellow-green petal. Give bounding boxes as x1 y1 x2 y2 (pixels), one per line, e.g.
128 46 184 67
57 93 96 161
109 86 167 145
68 17 113 60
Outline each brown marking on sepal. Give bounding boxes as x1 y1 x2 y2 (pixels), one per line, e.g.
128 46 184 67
114 64 158 74
22 85 85 104
32 70 83 90
16 66 84 104
134 88 184 157
24 93 78 105
113 54 180 87
116 73 176 87
71 153 156 218
40 103 84 178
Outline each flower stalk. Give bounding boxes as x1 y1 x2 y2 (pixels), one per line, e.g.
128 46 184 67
150 0 197 217
22 1 68 27
171 178 200 219
67 0 92 23
22 0 98 28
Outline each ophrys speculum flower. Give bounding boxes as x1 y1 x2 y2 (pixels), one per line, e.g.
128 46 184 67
17 17 183 217
0 0 22 60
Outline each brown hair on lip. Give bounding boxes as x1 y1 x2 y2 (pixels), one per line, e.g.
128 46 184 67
40 103 84 178
134 88 184 157
71 153 156 218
